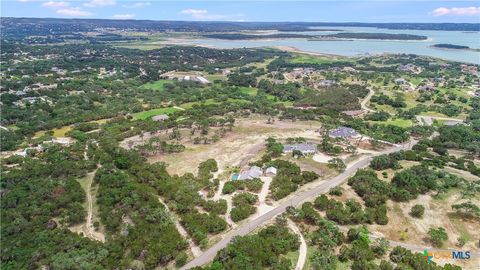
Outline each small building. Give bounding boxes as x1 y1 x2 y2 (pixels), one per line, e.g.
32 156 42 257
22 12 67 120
265 167 277 176
394 78 407 85
343 67 357 73
283 143 317 155
329 127 359 139
318 80 334 87
442 120 465 126
222 69 231 76
418 85 436 91
152 114 169 122
237 166 263 180
196 76 210 84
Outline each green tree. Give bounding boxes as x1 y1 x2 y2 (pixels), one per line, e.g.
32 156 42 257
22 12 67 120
428 227 448 247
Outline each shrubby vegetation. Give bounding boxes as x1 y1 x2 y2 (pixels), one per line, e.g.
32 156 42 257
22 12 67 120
268 160 319 200
222 179 263 194
196 224 300 270
230 192 258 222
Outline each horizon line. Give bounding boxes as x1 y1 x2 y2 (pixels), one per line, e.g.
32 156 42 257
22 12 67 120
3 17 480 25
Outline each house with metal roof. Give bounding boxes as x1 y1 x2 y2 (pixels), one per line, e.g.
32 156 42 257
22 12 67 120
283 143 317 155
265 167 277 176
237 166 263 180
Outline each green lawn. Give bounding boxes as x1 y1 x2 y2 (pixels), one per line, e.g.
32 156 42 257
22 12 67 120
179 99 217 109
368 118 413 128
132 107 180 120
140 79 173 91
239 86 258 96
290 54 350 65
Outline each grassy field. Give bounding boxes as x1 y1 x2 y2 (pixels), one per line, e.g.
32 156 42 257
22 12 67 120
140 79 173 91
132 107 180 120
179 99 217 109
34 125 73 138
239 86 258 96
290 54 349 65
368 118 413 128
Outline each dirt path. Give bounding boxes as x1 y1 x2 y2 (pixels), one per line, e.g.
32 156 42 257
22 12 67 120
361 88 376 113
84 171 105 242
258 177 272 205
214 181 225 200
157 197 202 257
224 194 236 227
69 171 106 242
288 219 307 270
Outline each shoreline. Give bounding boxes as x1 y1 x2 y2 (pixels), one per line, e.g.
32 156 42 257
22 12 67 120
271 45 342 57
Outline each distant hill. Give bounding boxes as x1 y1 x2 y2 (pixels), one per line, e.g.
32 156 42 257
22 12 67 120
1 17 479 40
317 32 428 41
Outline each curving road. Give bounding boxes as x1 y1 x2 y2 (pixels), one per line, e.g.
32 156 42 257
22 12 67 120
181 139 416 269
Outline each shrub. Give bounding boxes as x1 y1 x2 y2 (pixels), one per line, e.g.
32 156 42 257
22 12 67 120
409 204 425 218
427 227 448 247
329 187 343 196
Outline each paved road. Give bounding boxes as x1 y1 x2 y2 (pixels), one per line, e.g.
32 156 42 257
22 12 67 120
181 140 416 269
416 115 464 126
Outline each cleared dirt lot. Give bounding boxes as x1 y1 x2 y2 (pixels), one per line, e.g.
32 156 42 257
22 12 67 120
147 116 321 176
334 182 480 268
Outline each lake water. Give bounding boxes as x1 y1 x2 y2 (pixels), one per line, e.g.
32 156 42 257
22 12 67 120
187 27 480 64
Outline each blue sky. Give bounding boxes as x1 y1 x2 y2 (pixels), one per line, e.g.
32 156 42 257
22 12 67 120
2 1 480 23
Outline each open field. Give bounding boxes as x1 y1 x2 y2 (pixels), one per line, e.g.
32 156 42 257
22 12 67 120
368 118 414 128
132 107 181 120
33 125 72 138
289 53 350 64
147 116 321 176
140 79 173 91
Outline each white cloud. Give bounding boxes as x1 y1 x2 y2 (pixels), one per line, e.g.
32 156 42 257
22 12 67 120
112 14 135 19
84 0 116 8
430 7 480 16
42 1 70 8
180 9 242 20
122 2 151 8
56 7 92 17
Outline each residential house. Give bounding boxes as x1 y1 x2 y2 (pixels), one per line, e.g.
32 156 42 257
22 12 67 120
283 143 318 155
394 78 407 85
318 80 334 87
418 85 436 92
237 166 263 180
329 127 359 139
152 114 169 122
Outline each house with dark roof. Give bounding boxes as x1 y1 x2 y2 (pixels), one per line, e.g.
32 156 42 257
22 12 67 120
283 143 317 155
